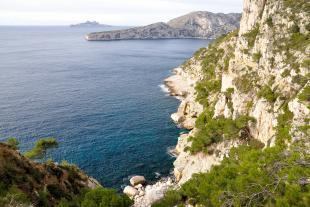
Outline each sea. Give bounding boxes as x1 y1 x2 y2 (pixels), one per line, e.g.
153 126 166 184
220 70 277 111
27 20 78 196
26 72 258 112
0 26 210 189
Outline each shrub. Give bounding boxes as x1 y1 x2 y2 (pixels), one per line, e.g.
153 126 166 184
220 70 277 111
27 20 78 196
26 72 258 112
189 114 255 154
252 52 262 63
298 85 310 102
24 137 58 159
59 160 82 182
281 69 291 77
0 185 30 206
266 17 273 27
275 104 293 146
6 137 19 150
290 24 300 33
292 74 308 86
81 188 132 207
258 85 278 103
243 25 259 47
224 88 234 99
47 184 65 200
302 59 310 68
155 144 310 207
152 190 182 207
195 79 221 106
233 74 254 93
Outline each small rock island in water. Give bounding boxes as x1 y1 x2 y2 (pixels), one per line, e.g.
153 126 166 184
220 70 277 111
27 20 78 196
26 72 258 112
70 21 112 28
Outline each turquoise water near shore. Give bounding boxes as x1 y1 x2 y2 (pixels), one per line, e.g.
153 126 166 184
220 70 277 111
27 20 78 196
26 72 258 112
0 26 210 189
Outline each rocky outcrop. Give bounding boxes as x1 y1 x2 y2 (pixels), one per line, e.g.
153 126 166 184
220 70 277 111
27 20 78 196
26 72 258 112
123 186 139 197
0 143 101 206
130 175 146 186
85 11 241 41
165 67 203 129
133 177 175 207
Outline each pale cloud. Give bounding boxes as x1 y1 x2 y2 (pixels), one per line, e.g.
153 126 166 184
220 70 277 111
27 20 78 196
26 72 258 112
0 0 242 25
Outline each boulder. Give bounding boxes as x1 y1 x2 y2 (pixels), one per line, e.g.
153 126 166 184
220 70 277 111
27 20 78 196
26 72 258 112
123 186 139 197
130 175 146 186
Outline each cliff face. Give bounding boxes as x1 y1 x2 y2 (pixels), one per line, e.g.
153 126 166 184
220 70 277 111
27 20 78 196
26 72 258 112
169 0 309 186
172 0 310 184
85 12 241 41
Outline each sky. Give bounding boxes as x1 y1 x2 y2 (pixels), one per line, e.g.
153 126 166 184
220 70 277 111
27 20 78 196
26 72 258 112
0 0 243 26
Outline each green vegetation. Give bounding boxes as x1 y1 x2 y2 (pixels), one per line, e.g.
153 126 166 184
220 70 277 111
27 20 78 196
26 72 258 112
233 74 256 93
302 59 310 68
0 139 132 207
224 88 234 111
193 30 238 106
5 137 19 150
283 0 310 12
243 25 259 47
252 52 262 63
275 103 294 146
153 144 310 207
58 188 133 207
24 137 58 159
0 184 31 207
258 85 279 103
292 74 309 86
246 100 254 113
195 79 221 106
266 17 273 27
298 85 310 102
188 110 256 154
299 124 310 136
281 69 291 78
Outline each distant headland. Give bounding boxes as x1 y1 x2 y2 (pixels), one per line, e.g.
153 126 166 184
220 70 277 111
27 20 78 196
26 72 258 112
85 11 241 41
70 21 112 28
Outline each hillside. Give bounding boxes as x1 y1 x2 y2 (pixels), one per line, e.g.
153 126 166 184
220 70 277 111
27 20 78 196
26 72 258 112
0 143 132 207
85 11 241 41
134 0 310 206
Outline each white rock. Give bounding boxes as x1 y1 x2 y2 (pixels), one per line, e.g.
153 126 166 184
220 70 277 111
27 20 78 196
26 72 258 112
123 186 139 197
135 184 143 189
130 176 146 186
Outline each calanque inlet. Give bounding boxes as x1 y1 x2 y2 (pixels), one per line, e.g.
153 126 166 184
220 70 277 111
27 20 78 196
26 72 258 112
0 0 309 206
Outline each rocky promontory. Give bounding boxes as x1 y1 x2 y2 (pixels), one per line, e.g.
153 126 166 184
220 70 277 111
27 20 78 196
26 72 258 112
85 11 241 41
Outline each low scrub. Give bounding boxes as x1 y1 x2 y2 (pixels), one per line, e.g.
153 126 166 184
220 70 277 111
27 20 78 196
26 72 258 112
153 144 310 207
258 85 278 103
188 111 256 154
298 85 310 102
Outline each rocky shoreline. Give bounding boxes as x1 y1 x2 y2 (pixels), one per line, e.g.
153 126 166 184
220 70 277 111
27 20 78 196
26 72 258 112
127 65 205 206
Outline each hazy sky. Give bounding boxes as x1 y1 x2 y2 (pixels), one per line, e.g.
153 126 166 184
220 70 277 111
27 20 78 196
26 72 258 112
0 0 243 26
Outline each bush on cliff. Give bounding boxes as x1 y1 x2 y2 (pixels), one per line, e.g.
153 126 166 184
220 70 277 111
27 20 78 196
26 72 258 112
188 112 256 154
57 187 133 207
24 137 58 159
6 137 19 150
258 85 278 103
298 85 310 102
153 144 310 207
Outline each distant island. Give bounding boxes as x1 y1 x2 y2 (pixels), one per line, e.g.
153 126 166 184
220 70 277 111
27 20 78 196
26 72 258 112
85 11 241 41
70 21 112 28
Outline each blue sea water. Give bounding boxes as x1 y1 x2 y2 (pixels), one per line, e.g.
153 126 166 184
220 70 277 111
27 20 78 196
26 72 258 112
0 26 210 189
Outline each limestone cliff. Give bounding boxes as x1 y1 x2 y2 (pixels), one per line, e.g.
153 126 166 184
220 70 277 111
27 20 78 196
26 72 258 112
85 12 241 41
171 0 309 185
135 0 309 205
